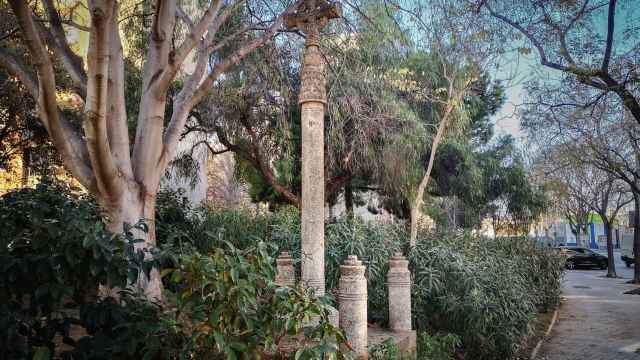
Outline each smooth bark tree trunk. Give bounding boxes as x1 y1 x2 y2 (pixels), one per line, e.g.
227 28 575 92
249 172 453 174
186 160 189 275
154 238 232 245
410 172 431 247
103 187 162 300
633 193 640 283
603 219 617 278
409 104 453 247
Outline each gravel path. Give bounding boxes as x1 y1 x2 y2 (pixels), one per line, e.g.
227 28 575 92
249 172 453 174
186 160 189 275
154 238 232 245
538 252 640 360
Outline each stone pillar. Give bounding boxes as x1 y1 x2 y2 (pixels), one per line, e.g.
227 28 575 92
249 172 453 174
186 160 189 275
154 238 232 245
300 32 327 297
388 253 412 331
284 0 340 298
339 255 367 358
275 252 295 287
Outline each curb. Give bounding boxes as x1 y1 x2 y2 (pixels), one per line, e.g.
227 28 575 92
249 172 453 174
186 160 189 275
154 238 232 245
530 309 559 360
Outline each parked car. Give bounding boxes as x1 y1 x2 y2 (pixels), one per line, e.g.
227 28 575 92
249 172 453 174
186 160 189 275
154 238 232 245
555 247 608 270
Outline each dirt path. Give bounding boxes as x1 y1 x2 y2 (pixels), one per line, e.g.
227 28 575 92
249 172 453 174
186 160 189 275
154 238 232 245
538 252 640 360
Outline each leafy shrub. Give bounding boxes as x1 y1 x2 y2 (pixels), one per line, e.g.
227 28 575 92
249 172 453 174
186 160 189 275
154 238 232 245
369 338 402 359
416 332 460 360
67 241 347 359
1 185 347 359
409 231 564 359
155 202 564 359
0 182 137 359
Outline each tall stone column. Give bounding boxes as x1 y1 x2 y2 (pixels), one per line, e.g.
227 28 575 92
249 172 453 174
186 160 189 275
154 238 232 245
339 255 368 358
300 37 326 296
388 253 412 331
284 0 340 297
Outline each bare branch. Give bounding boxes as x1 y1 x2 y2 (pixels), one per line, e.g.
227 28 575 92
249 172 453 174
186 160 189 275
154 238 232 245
40 0 88 95
601 0 616 72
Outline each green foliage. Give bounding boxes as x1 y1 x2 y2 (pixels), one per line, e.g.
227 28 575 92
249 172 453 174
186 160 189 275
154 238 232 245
416 333 460 360
67 242 347 360
368 338 402 360
0 182 152 359
427 136 547 230
0 186 346 359
154 200 562 360
409 231 565 359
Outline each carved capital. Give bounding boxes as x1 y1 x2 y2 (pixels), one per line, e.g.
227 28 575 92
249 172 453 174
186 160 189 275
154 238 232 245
299 45 326 105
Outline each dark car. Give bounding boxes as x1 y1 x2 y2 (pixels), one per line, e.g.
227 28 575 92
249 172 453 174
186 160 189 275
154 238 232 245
555 247 608 270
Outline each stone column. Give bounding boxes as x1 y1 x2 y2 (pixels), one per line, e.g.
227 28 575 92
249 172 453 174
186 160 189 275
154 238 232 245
339 255 367 358
275 252 295 287
299 29 327 296
284 0 341 298
387 253 412 331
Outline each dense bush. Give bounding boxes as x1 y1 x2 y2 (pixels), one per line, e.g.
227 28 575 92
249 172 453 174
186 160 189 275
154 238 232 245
2 187 563 359
409 231 565 359
153 192 564 359
1 186 346 359
66 242 346 359
0 182 137 359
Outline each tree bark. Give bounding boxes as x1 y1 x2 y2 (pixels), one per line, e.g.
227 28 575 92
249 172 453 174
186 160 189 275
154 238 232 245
633 193 640 283
603 218 617 278
103 186 162 300
409 104 453 247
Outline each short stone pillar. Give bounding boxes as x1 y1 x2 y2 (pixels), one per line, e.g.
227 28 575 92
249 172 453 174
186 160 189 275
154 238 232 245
339 255 368 358
275 252 295 287
387 253 412 331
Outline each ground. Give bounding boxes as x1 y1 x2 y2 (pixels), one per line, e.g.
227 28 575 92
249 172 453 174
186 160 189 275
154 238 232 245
538 250 640 360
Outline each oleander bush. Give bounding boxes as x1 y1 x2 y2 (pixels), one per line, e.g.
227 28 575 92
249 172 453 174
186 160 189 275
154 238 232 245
0 181 137 359
409 231 565 359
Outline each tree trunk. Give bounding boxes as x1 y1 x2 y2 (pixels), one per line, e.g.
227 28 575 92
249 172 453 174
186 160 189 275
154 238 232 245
634 193 640 283
410 172 431 247
409 104 453 247
103 187 162 301
345 180 354 220
603 219 617 278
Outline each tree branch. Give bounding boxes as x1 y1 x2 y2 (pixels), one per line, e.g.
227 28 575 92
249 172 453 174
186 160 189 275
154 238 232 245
601 0 616 72
83 0 122 197
132 0 177 189
8 0 95 192
40 0 88 96
160 0 302 173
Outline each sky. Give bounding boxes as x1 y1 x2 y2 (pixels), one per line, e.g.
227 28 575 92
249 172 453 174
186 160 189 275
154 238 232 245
489 1 635 144
490 53 534 141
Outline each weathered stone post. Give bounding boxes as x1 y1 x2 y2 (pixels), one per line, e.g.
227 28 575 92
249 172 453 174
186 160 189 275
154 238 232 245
388 253 412 331
284 0 341 297
339 255 367 358
275 252 295 287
